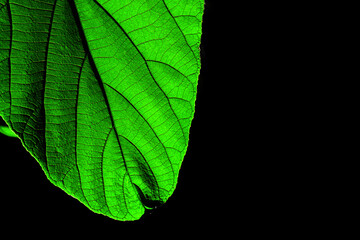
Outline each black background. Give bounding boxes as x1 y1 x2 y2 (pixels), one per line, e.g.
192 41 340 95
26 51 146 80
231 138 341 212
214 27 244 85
0 0 238 232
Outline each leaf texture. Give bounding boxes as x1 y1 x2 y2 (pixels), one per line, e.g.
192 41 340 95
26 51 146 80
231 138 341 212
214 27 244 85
0 0 204 221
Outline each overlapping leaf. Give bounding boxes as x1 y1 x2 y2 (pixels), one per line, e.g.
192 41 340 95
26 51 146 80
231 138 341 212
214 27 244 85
0 0 204 220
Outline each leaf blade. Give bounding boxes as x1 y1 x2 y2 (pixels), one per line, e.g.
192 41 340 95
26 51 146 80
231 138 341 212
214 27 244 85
0 0 204 221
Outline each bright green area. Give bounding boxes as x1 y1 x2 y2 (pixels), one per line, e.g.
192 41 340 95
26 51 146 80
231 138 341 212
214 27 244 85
0 125 16 137
0 0 204 220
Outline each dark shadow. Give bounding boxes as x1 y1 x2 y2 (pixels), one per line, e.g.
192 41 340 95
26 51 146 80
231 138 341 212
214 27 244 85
133 184 164 210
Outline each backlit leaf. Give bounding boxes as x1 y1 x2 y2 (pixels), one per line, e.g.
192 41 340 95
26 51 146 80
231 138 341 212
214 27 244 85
0 0 204 221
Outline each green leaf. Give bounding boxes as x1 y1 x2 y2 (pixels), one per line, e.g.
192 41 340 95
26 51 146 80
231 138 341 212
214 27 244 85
0 125 16 137
0 0 204 221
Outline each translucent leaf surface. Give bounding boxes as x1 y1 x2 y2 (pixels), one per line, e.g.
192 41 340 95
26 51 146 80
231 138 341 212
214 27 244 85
0 125 16 137
0 0 204 221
